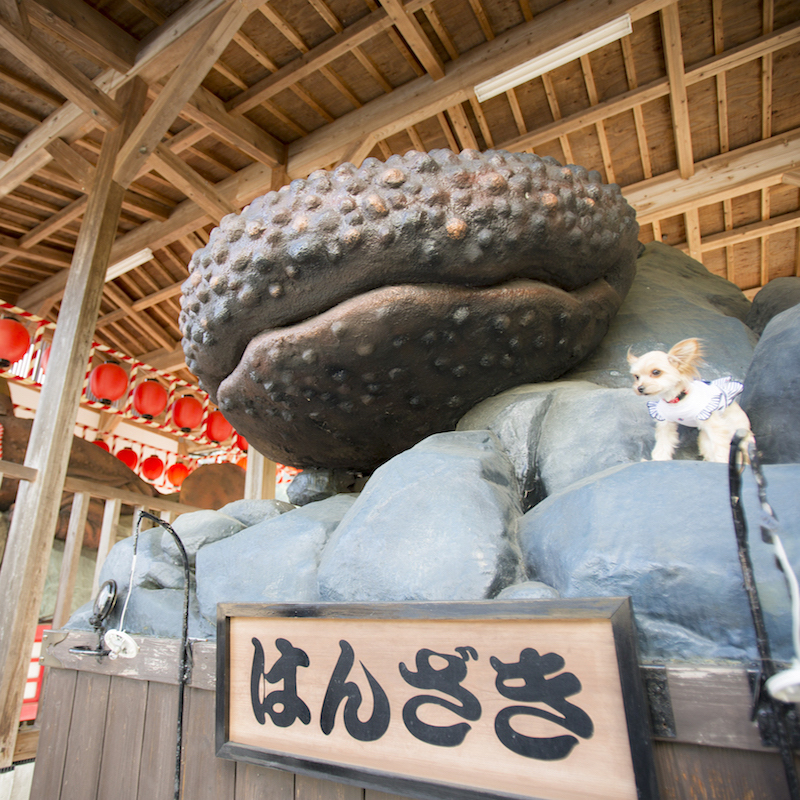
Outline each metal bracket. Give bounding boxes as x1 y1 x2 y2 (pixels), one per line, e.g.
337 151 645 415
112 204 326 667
40 630 69 668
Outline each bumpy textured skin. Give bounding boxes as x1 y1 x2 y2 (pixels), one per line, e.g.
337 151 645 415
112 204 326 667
180 148 639 470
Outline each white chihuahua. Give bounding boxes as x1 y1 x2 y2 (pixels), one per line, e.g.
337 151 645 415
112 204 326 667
627 338 752 463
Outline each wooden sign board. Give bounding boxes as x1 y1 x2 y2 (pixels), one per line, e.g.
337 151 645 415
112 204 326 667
216 599 658 800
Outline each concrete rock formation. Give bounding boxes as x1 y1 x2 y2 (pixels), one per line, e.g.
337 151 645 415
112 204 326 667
740 304 800 463
180 149 639 470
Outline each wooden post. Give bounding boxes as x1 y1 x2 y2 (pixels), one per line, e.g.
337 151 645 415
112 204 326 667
0 79 146 768
244 450 276 501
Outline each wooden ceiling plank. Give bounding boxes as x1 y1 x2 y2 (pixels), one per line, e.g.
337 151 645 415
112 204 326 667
467 0 495 41
380 0 445 79
0 22 123 130
352 47 394 94
506 89 527 137
0 95 43 125
423 5 458 61
468 93 494 148
44 139 95 192
580 54 615 183
626 128 800 223
761 0 773 141
0 0 237 200
308 0 343 33
700 209 800 251
227 8 392 115
446 103 479 149
620 36 652 178
151 144 236 224
287 0 675 177
0 0 30 36
27 0 138 74
436 112 459 151
660 3 693 179
141 345 186 372
407 124 425 151
113 2 251 189
184 88 285 168
233 30 279 72
133 279 185 311
684 208 702 263
783 171 800 187
103 281 176 350
319 65 362 109
541 73 573 164
0 234 71 266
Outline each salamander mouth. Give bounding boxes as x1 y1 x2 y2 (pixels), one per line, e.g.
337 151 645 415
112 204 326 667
180 148 639 470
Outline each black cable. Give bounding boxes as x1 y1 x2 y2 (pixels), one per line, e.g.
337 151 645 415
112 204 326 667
728 432 800 800
138 511 191 800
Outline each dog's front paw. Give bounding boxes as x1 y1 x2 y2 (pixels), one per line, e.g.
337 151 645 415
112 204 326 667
651 446 674 461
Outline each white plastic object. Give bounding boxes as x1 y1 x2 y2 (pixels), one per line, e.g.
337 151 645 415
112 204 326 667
104 629 139 660
766 661 800 704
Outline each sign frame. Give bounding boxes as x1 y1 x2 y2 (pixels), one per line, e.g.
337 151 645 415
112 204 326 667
216 598 659 800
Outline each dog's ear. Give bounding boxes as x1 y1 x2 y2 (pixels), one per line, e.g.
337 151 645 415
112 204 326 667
626 347 638 366
668 338 703 374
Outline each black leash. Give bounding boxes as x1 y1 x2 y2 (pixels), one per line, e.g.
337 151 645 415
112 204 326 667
728 432 800 799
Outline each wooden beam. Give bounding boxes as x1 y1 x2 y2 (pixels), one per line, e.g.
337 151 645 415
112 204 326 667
44 138 96 192
0 0 236 200
446 103 479 150
660 3 693 179
697 210 800 252
0 0 29 36
625 128 800 223
151 143 237 224
139 344 186 372
103 281 176 350
227 7 393 115
684 208 702 263
184 87 285 168
500 20 800 157
0 77 146 769
286 0 674 176
0 21 123 130
27 0 138 73
244 449 276 500
114 2 252 188
379 0 445 79
783 171 800 187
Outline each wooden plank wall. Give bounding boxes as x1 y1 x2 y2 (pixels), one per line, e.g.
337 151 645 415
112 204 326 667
30 667 798 800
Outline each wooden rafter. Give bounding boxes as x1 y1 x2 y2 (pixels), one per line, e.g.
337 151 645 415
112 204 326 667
660 3 693 179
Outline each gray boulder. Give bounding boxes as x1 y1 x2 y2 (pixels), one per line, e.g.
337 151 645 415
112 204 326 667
495 581 560 600
162 509 245 567
217 498 295 527
317 431 525 602
566 241 755 389
286 468 367 506
195 494 357 622
460 381 656 507
519 461 800 663
745 277 800 336
740 304 800 464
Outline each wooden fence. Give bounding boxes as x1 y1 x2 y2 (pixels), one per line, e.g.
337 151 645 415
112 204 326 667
29 630 800 800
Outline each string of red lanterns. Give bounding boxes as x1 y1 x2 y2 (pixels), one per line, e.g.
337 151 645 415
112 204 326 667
0 318 31 368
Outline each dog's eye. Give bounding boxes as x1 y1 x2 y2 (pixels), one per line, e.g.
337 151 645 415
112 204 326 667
651 369 661 376
632 374 639 380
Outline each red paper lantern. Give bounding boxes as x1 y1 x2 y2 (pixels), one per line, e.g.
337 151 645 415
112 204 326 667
171 395 203 431
89 362 128 404
207 410 233 442
141 455 164 481
93 440 110 452
132 379 168 419
116 448 138 470
166 462 190 487
236 434 248 452
0 318 30 367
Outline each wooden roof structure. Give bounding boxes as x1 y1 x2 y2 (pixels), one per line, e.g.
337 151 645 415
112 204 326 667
0 0 799 384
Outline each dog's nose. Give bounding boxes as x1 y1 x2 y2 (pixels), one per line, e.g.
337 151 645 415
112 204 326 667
637 385 645 394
